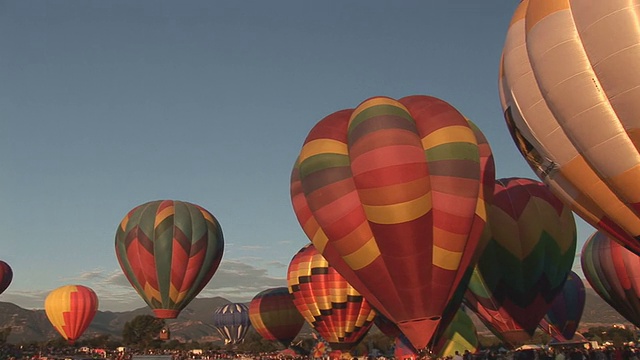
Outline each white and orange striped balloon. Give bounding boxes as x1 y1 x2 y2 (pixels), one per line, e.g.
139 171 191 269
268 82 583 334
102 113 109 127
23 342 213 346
500 0 640 255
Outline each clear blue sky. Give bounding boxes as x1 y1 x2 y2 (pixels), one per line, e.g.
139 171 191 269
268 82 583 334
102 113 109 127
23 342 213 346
0 1 593 312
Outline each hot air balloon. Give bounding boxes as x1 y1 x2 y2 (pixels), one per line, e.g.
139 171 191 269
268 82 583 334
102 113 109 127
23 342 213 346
499 0 640 255
287 244 376 357
464 177 577 348
44 285 99 344
543 271 586 341
290 95 495 350
212 303 251 345
0 261 12 296
249 287 305 347
114 200 224 319
396 307 480 359
432 308 478 359
581 230 640 327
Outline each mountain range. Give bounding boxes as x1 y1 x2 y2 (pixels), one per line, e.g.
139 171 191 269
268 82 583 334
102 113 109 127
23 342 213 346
0 288 633 345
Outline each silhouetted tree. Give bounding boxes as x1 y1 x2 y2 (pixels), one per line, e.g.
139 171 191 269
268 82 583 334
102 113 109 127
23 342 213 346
122 315 165 349
0 327 11 345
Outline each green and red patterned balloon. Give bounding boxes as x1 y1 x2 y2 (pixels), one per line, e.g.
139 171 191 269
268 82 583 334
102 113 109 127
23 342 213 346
464 177 577 348
115 200 224 319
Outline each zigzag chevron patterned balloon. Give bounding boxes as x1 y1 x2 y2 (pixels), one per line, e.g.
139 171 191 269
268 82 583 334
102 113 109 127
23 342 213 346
115 200 224 318
465 177 576 347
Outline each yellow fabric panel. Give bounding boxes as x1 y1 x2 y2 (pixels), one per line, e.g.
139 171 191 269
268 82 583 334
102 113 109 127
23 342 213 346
310 253 328 269
608 164 640 203
200 208 215 223
562 157 640 236
169 284 189 305
333 221 373 254
155 204 174 228
433 245 463 271
475 198 487 222
298 139 348 164
350 97 409 123
120 215 129 231
433 227 468 253
311 227 329 254
362 192 432 224
421 125 477 149
357 177 428 206
342 237 380 270
45 285 76 339
525 0 570 33
249 312 266 332
143 282 161 302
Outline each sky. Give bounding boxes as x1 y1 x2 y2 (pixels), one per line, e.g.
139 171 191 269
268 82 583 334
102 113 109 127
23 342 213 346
0 1 595 313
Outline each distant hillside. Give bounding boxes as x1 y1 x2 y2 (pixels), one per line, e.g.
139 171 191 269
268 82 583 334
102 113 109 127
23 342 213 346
0 297 232 344
0 288 633 345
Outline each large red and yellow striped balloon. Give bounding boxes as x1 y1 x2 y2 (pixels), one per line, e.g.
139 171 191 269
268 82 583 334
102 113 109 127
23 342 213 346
249 287 305 347
0 261 12 296
115 200 224 319
500 0 640 254
287 244 375 355
291 95 491 350
44 285 99 344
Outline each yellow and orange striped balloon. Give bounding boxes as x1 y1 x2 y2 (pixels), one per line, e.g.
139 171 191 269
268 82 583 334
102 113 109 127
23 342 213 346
44 285 99 344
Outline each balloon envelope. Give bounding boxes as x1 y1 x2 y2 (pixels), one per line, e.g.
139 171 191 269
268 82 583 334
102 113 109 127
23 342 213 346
212 303 251 345
499 0 640 254
432 308 478 358
291 95 493 350
44 285 98 344
544 271 585 340
0 261 12 295
249 287 305 347
114 200 224 318
581 230 640 327
464 177 577 348
287 244 375 352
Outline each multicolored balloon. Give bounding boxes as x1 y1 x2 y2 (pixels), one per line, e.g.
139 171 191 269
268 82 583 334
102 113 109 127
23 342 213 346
544 271 585 340
0 261 12 296
432 308 478 358
115 200 224 319
581 230 640 327
44 285 99 344
287 244 375 354
464 177 577 348
291 95 494 350
499 0 640 254
394 308 478 359
249 287 305 347
212 303 251 345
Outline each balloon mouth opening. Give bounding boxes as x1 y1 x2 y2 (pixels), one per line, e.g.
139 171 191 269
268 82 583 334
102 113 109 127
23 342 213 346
153 309 179 319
